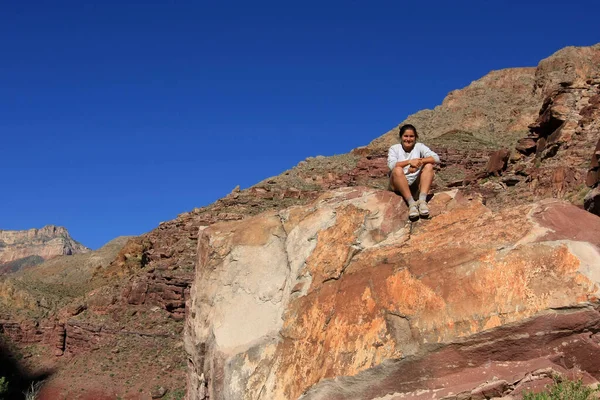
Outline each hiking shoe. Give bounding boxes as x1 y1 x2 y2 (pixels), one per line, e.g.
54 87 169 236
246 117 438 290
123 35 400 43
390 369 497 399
417 200 430 218
408 202 419 219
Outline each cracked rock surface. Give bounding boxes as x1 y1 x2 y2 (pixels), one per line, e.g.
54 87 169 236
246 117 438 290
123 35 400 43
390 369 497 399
184 187 600 400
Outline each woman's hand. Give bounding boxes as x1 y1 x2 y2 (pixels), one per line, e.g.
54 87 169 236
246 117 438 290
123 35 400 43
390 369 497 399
408 158 422 168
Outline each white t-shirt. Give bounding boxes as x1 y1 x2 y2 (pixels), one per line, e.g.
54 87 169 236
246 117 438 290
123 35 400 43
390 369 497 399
387 143 440 185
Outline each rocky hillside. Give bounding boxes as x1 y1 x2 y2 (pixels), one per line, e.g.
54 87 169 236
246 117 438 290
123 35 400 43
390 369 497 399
0 225 90 274
369 67 542 151
0 236 132 319
182 43 600 399
0 43 598 399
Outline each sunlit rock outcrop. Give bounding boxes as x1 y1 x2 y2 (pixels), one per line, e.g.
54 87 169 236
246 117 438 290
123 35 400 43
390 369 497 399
185 187 600 399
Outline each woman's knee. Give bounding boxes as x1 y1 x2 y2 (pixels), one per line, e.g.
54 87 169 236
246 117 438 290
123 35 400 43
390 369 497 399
391 167 406 178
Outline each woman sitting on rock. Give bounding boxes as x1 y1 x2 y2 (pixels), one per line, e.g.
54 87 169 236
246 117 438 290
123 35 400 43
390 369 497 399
388 124 440 219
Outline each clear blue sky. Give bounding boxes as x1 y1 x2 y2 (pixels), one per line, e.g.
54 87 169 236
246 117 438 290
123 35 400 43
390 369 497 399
2 1 598 249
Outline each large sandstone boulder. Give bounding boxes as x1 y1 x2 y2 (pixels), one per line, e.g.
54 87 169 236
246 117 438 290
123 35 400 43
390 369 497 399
185 187 600 399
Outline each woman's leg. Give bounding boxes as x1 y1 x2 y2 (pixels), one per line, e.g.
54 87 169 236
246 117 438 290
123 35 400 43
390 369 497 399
417 164 435 217
390 167 414 203
418 163 434 197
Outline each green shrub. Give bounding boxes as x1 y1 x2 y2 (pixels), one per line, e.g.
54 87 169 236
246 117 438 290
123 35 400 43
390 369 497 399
166 387 186 400
523 377 598 400
0 377 8 398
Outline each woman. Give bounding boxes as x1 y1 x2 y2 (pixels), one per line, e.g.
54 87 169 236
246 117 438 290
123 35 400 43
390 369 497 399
388 124 440 219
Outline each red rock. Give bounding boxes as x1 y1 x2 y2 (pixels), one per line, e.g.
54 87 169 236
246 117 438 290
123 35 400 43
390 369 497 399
516 138 537 154
485 149 510 176
586 138 600 187
470 380 509 399
125 279 148 305
532 199 600 245
584 187 600 216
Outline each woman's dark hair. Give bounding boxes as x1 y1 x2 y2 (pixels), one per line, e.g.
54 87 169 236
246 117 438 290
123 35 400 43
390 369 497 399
399 124 419 139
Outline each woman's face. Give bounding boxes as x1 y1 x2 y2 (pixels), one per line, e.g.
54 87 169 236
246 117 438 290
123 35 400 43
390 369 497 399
401 129 417 150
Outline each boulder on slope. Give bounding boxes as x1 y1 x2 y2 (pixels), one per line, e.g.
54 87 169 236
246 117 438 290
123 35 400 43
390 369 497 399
184 186 600 400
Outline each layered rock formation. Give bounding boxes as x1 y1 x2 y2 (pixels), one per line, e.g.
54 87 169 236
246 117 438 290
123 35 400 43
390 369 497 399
185 187 600 399
0 225 89 273
510 45 600 214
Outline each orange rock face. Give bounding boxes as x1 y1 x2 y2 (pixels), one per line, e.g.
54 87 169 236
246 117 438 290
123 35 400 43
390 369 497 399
184 187 600 400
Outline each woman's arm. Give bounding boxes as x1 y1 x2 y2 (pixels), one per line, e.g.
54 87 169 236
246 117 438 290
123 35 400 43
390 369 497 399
405 156 436 168
418 156 437 166
419 144 440 165
395 160 412 168
388 146 413 170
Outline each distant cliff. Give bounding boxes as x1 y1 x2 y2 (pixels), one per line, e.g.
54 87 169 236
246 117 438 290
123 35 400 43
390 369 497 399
0 225 90 273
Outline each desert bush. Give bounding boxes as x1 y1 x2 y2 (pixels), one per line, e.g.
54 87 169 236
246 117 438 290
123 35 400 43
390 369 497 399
23 381 43 400
523 377 598 400
0 377 8 398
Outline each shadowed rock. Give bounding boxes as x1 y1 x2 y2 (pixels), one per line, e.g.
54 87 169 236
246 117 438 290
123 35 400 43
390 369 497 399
0 336 52 399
